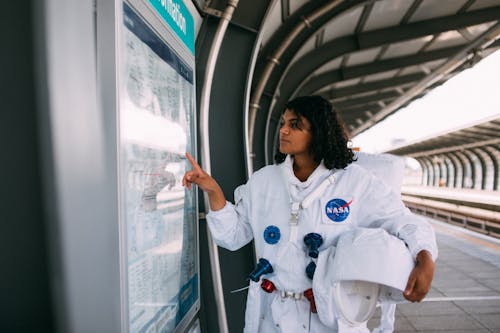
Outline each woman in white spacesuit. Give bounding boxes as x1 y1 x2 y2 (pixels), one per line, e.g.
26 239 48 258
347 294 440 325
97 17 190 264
183 95 436 332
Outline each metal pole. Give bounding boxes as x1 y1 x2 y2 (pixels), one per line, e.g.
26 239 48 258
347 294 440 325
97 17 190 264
199 1 239 332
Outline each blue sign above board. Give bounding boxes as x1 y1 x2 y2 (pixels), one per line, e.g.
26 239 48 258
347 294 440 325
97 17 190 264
148 0 195 55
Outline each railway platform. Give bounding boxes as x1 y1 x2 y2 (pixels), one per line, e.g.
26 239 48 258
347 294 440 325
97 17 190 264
368 219 500 332
402 186 500 211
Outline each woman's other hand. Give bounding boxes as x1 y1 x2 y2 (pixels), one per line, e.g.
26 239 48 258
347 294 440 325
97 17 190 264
403 250 435 302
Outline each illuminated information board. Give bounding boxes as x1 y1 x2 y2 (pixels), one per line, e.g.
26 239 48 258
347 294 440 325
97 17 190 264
119 2 198 332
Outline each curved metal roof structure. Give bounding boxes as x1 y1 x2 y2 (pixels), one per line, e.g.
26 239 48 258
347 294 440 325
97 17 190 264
386 116 500 157
196 0 500 169
386 116 500 191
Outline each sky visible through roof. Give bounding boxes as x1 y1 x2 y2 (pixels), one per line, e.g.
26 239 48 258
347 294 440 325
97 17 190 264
352 49 500 153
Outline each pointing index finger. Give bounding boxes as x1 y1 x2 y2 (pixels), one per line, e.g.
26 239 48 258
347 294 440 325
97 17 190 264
185 152 201 170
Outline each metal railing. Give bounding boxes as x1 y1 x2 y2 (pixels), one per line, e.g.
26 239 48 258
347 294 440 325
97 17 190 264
403 194 500 239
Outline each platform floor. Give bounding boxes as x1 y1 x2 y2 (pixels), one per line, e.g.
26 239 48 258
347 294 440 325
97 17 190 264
367 218 500 332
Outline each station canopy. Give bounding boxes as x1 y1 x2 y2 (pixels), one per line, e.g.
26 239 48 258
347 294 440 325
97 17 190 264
194 0 500 165
385 115 500 157
251 0 500 136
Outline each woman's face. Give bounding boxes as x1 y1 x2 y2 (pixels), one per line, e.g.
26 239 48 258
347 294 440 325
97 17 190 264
279 109 313 157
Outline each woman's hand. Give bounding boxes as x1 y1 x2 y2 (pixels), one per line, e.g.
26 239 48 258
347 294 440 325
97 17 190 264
182 152 226 211
182 152 215 191
404 250 435 302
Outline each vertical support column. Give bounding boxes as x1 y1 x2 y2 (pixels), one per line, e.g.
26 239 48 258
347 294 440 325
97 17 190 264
453 151 473 189
484 145 500 190
473 148 494 190
443 155 454 187
422 157 434 186
445 153 460 188
35 0 122 332
462 150 481 190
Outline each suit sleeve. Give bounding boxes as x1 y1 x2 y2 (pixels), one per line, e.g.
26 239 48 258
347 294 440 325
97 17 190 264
358 171 438 262
205 183 254 251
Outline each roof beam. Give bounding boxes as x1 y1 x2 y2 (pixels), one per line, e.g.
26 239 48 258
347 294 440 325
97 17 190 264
300 44 465 95
357 7 500 48
331 91 399 108
355 3 374 33
400 0 423 24
338 91 427 124
281 0 290 21
449 131 492 141
338 103 382 118
319 73 426 99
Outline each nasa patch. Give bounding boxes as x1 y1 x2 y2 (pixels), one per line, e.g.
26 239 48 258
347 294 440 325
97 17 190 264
263 225 281 244
325 198 352 222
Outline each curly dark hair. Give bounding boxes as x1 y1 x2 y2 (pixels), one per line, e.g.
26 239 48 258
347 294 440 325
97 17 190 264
274 95 355 169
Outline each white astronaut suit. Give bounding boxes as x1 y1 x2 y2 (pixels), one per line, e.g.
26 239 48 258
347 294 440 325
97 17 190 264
206 155 438 332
